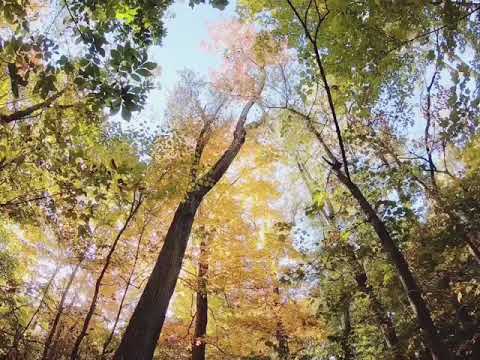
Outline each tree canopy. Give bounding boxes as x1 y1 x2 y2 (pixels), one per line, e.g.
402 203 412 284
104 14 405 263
0 1 479 360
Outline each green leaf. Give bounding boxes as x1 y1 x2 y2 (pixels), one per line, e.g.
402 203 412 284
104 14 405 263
142 62 157 70
136 68 152 77
121 106 132 121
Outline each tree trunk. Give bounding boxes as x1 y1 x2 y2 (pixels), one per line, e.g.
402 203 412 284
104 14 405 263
42 259 82 360
285 1 451 357
70 196 142 359
114 94 262 360
101 222 147 359
296 162 403 358
352 267 404 359
192 236 209 360
273 287 289 360
275 322 289 360
6 267 58 358
341 301 353 360
334 170 450 360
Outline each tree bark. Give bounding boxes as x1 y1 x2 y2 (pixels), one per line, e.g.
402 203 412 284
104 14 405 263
0 91 64 124
70 195 142 359
192 235 209 360
42 259 82 360
114 83 264 359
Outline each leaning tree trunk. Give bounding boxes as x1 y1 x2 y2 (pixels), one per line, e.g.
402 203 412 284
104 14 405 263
70 195 142 359
42 259 82 360
273 287 289 360
300 113 450 359
284 1 452 357
334 170 450 360
192 235 209 360
297 162 404 358
114 88 263 359
340 301 353 360
101 222 147 358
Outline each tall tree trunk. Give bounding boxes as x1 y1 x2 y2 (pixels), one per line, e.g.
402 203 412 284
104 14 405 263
192 235 209 360
114 84 264 359
275 322 289 360
101 222 147 359
70 195 142 359
272 287 289 360
6 267 58 358
297 162 404 358
334 170 450 360
352 266 404 359
42 259 82 360
340 301 353 360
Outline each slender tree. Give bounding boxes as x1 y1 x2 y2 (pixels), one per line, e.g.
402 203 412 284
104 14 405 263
191 229 210 360
101 219 149 358
281 1 452 358
297 161 405 358
42 259 83 360
70 193 143 359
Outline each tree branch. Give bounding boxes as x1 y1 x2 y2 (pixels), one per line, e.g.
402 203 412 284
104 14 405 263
0 91 65 124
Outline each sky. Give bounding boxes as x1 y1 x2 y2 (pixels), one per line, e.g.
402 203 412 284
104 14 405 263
135 0 237 129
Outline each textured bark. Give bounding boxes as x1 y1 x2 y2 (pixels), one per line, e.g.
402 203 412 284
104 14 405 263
114 85 263 359
70 196 142 359
42 260 82 360
191 237 209 360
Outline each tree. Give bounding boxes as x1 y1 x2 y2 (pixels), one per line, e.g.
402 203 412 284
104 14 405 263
114 72 266 359
239 1 480 358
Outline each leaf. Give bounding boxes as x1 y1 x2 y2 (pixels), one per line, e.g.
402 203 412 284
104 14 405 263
121 105 132 121
312 190 327 209
136 68 152 77
142 62 157 70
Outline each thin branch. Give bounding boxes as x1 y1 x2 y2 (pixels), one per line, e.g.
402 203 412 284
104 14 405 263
381 5 480 59
285 0 350 179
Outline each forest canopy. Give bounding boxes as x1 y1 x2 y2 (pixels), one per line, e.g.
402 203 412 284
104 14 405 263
0 0 479 360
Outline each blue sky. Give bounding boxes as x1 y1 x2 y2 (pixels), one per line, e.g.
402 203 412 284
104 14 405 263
138 0 237 126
